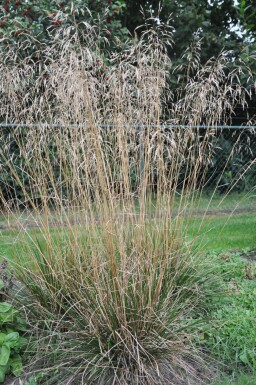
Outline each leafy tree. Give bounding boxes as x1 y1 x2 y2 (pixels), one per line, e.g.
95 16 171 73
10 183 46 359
124 0 243 62
0 0 128 51
238 0 256 36
123 1 256 121
0 0 252 64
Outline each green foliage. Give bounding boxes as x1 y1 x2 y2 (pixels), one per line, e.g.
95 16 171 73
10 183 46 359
125 1 243 61
0 0 128 53
0 0 249 63
213 371 256 385
23 372 48 385
238 0 256 36
0 262 27 383
0 129 31 207
205 132 256 193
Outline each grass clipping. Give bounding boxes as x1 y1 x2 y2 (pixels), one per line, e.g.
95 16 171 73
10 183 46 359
0 21 252 385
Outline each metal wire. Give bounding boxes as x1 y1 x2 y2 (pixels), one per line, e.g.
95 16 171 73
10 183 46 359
0 123 256 130
0 123 255 193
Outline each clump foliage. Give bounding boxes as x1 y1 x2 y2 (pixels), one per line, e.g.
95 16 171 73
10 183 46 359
0 19 254 385
0 260 27 383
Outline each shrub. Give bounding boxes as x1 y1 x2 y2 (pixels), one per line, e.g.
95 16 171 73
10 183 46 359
13 226 221 385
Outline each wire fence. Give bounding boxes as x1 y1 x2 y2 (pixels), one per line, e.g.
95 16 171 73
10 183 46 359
202 126 256 193
0 123 255 204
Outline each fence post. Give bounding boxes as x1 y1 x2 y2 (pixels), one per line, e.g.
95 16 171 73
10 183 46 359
138 124 145 184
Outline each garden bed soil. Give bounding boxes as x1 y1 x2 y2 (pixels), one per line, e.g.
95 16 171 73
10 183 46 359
239 249 256 263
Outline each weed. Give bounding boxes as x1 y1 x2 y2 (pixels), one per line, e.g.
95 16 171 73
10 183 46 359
0 260 27 383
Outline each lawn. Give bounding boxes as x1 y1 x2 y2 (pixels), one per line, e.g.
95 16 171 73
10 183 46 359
191 190 256 213
1 191 255 260
189 212 256 251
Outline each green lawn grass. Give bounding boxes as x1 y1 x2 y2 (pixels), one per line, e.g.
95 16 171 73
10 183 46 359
189 213 256 251
1 209 255 262
192 190 256 213
213 372 256 385
0 230 17 261
1 212 255 261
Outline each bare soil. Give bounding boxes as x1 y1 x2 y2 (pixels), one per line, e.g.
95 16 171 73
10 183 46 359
240 249 256 263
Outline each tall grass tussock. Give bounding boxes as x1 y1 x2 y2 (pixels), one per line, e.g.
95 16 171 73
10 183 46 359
0 18 254 385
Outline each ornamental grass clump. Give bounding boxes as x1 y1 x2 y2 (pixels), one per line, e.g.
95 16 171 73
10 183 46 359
0 19 252 385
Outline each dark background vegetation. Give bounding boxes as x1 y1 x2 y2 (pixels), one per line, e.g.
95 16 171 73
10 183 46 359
1 0 255 119
0 0 256 202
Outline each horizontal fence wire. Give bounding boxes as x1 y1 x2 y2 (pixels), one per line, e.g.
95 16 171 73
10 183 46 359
0 123 256 129
202 127 256 193
0 123 255 197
